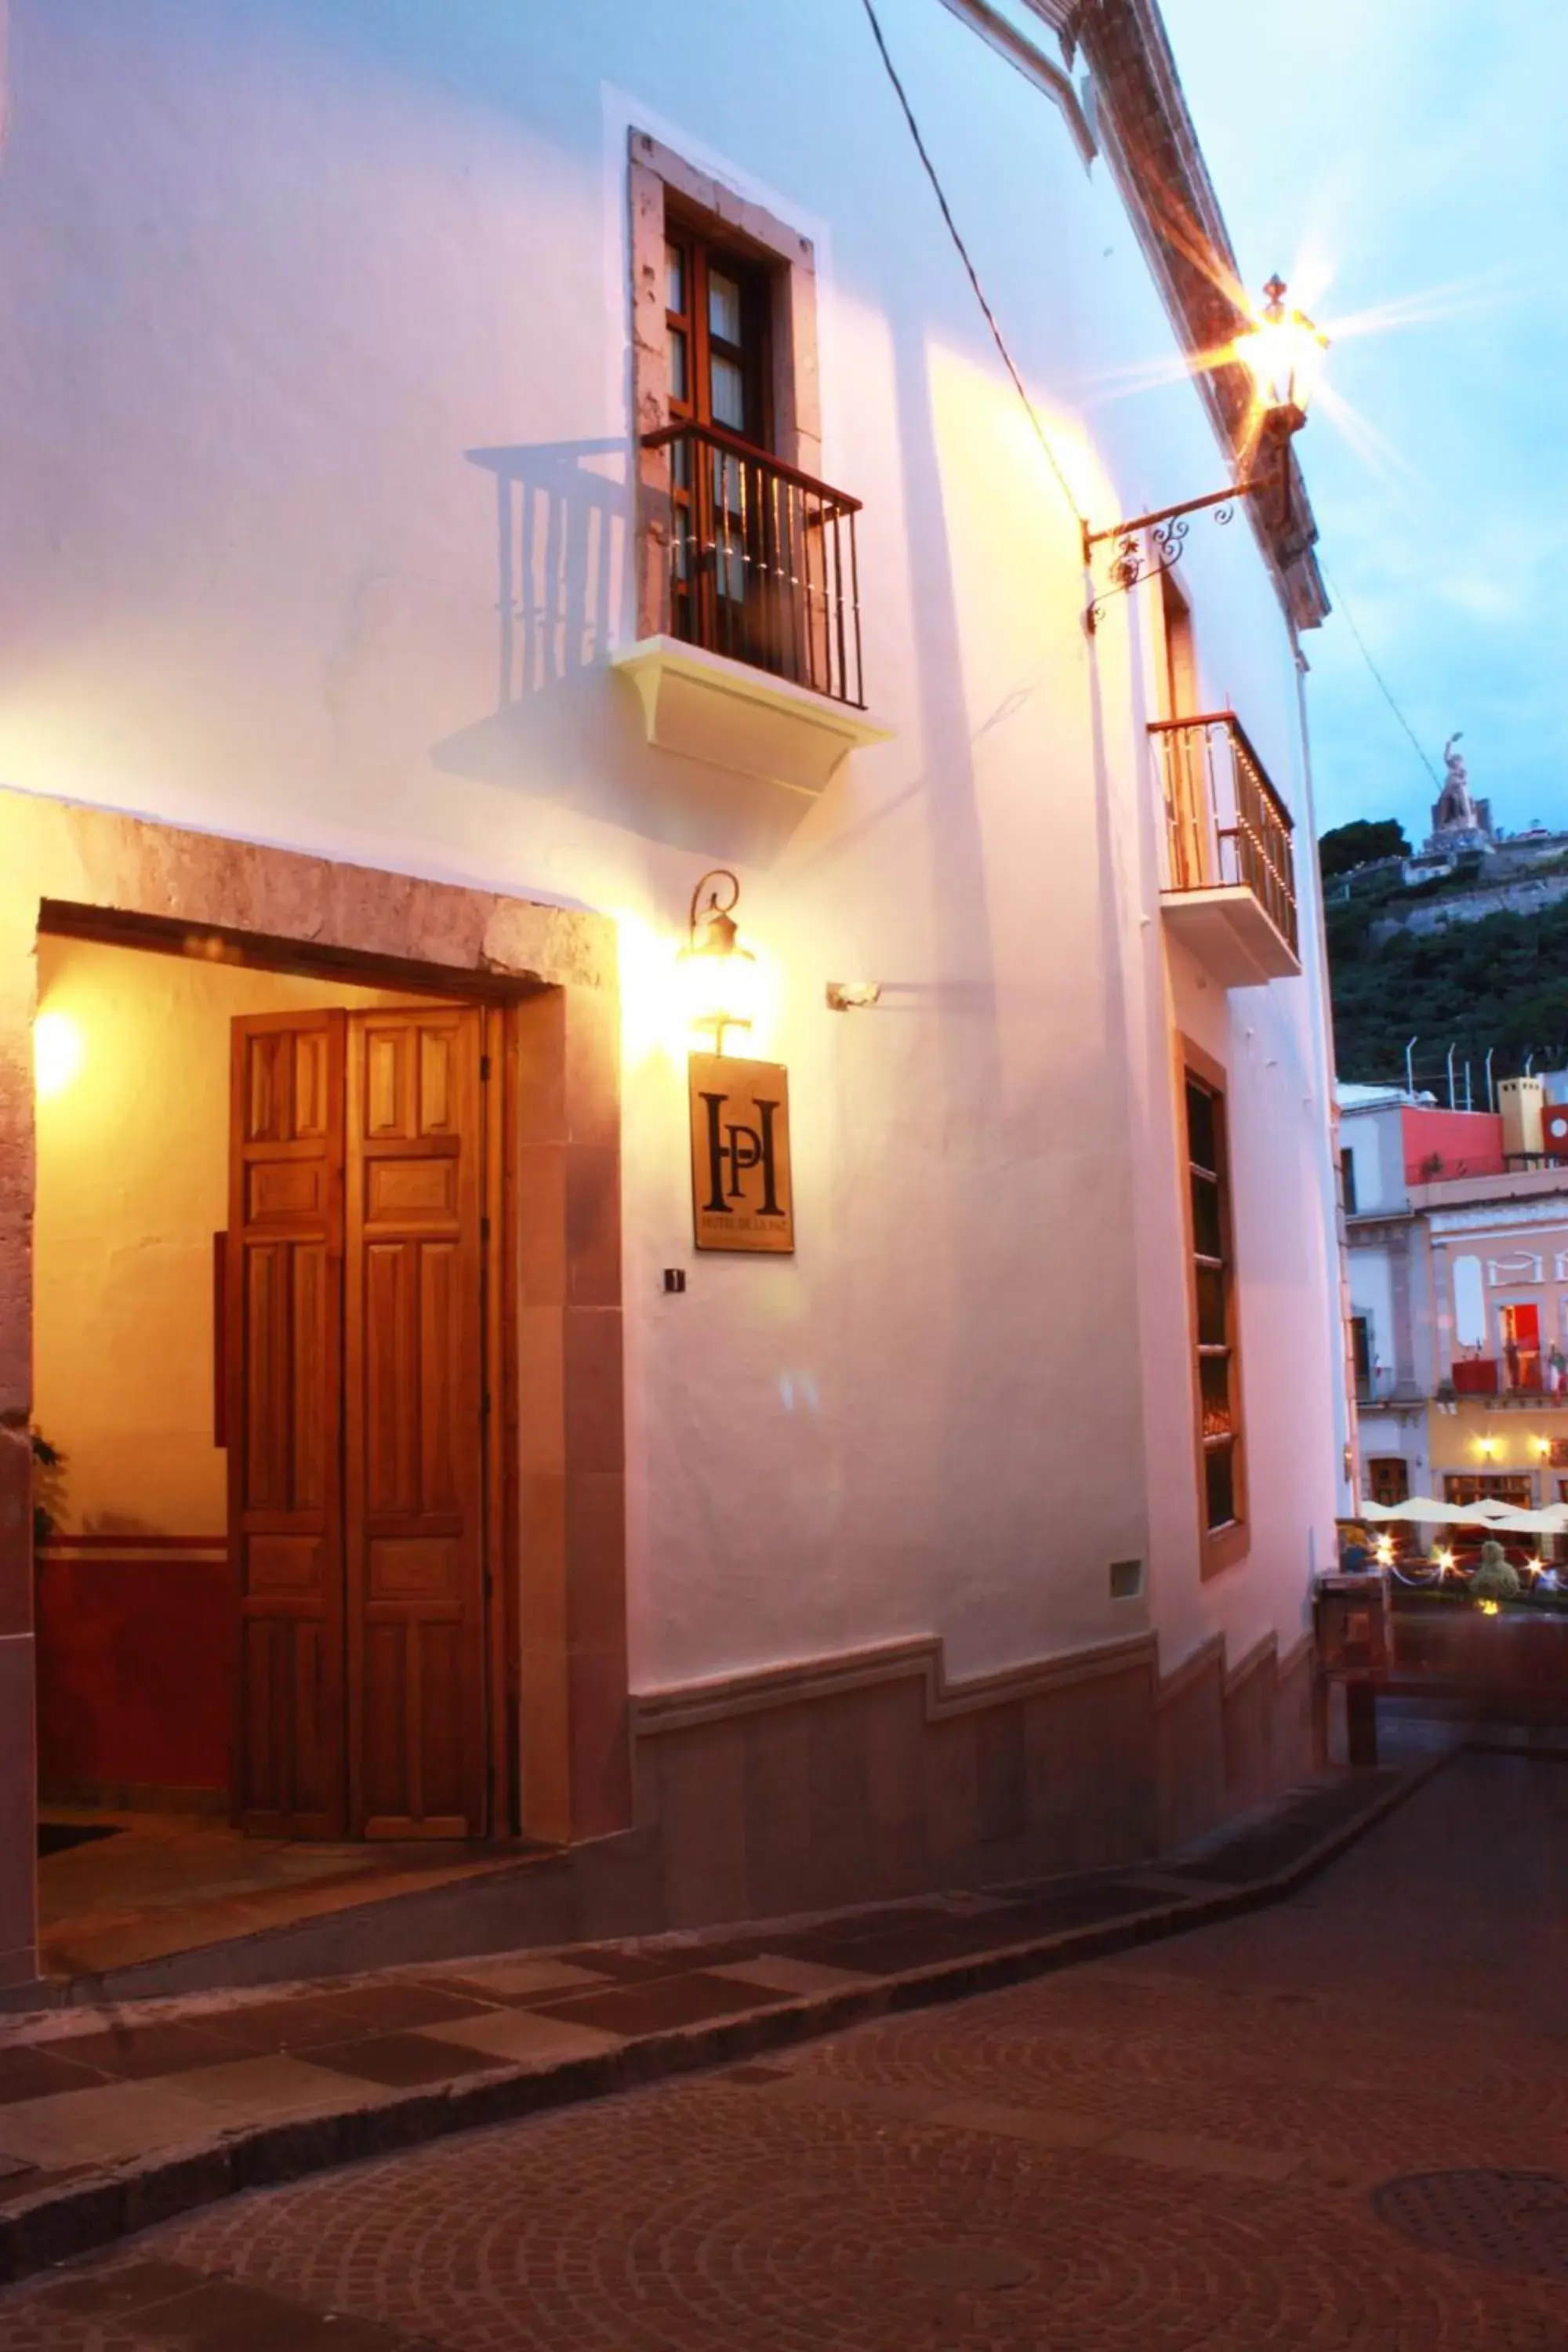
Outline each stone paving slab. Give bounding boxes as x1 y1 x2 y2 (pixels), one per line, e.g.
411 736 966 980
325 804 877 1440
0 1754 1448 2288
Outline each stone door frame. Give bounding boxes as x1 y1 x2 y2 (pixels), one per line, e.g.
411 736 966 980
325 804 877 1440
0 789 629 1991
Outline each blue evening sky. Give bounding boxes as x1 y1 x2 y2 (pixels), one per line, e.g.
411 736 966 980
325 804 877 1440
1161 0 1568 848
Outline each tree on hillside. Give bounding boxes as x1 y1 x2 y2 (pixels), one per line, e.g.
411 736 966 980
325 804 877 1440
1318 818 1412 880
1327 895 1568 1085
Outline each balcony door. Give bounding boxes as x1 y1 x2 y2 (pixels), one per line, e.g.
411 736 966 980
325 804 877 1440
1159 573 1207 887
227 1004 489 1839
1497 1300 1542 1393
664 221 782 670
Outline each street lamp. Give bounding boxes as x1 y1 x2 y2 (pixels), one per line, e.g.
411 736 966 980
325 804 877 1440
1083 276 1328 633
678 869 759 1056
1234 275 1330 434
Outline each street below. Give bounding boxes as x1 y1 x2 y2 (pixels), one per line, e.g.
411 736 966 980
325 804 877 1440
0 1751 1563 2350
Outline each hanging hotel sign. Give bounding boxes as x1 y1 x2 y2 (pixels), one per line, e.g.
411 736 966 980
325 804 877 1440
688 1053 793 1253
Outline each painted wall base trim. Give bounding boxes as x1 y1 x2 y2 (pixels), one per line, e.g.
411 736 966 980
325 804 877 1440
633 1622 1313 1740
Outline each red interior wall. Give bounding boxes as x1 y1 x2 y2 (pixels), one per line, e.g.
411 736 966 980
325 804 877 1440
35 1550 230 1794
1403 1106 1505 1183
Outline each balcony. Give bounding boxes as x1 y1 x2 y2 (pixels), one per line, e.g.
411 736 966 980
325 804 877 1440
1148 712 1301 986
613 421 891 796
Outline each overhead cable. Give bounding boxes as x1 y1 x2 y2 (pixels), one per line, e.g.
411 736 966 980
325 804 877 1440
858 0 1087 531
1319 560 1443 791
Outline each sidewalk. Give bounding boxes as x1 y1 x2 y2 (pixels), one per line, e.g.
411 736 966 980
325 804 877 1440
0 1756 1441 2286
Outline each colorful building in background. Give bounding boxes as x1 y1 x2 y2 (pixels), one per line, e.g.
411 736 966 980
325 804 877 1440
1343 1077 1568 1515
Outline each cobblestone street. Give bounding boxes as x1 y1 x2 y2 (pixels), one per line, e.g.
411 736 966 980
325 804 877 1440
0 1752 1563 2350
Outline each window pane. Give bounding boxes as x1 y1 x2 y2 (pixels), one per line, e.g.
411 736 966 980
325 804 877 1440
1200 1352 1232 1439
710 350 746 430
708 268 742 344
667 326 688 404
1185 1080 1218 1174
717 539 747 603
710 448 743 514
1205 1443 1236 1530
1196 1263 1226 1348
666 241 685 315
1190 1170 1221 1261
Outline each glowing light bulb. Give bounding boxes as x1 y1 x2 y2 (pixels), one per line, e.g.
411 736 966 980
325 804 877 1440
1234 276 1330 424
33 1009 84 1101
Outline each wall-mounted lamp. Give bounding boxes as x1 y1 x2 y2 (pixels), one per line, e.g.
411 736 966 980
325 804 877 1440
1478 1432 1500 1460
1083 275 1328 633
1233 276 1330 436
826 981 881 1011
1534 1435 1552 1459
678 869 759 1056
33 1008 85 1101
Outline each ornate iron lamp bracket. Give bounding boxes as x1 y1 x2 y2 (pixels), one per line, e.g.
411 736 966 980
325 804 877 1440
1082 477 1265 635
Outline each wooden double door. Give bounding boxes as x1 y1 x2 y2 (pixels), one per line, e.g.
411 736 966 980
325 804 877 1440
227 1004 490 1840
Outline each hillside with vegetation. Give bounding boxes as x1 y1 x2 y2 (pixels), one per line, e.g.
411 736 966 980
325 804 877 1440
1320 821 1568 1087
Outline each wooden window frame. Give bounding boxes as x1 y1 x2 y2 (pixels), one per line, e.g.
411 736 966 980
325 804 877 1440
1340 1145 1358 1215
629 129 821 643
1178 1036 1248 1577
1367 1455 1410 1508
662 216 773 449
1443 1472 1533 1512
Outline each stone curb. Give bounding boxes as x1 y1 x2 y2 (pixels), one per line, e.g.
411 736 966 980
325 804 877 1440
0 1751 1447 2290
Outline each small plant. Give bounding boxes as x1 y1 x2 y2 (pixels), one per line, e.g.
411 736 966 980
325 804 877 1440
1471 1540 1520 1605
30 1430 64 1551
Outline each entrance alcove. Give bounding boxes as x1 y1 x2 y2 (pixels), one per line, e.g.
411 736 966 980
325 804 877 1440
0 804 629 1994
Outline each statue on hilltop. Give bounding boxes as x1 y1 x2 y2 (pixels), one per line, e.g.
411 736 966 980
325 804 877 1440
1435 735 1478 833
1425 731 1494 853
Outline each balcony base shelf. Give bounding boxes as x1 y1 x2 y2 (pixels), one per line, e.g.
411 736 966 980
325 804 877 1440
1161 884 1301 987
612 636 892 796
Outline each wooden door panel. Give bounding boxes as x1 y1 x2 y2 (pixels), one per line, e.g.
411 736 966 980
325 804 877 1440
229 1010 347 1837
419 1241 462 1509
346 1007 486 1838
238 1618 335 1824
365 1243 416 1516
244 1022 333 1144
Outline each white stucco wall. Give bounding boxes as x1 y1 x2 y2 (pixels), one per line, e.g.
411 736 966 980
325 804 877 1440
1340 1104 1408 1217
0 0 1343 1690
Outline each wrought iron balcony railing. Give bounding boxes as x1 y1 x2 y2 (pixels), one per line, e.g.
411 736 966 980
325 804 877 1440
643 421 865 710
1148 711 1299 960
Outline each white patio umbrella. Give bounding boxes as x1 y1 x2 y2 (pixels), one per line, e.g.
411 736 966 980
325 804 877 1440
1369 1495 1460 1523
1462 1504 1553 1535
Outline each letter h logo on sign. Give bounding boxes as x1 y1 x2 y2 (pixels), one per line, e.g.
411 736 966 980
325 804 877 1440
688 1053 794 1253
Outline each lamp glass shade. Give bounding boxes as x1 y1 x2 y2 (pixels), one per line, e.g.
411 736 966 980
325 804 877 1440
1236 290 1328 420
677 933 759 1044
